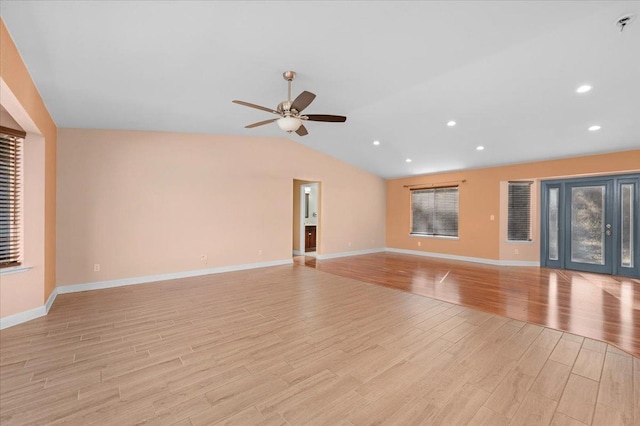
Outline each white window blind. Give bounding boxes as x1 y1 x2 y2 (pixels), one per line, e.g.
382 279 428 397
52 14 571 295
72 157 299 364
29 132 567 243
508 181 532 241
411 187 459 237
0 128 23 268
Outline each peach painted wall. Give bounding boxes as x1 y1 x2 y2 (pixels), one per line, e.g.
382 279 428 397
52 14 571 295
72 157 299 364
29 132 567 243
57 129 386 286
1 105 23 130
0 18 57 318
387 150 640 263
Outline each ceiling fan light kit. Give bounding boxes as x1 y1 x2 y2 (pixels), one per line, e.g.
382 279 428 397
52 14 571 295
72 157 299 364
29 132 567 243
232 70 347 136
277 116 303 132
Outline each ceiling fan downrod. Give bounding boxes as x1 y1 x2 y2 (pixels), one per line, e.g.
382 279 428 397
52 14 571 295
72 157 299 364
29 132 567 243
283 70 296 103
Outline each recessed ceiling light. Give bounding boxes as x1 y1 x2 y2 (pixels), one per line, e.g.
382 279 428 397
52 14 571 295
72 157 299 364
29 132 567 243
476 146 485 151
588 125 601 131
576 85 592 94
405 158 412 163
447 120 456 127
373 140 380 146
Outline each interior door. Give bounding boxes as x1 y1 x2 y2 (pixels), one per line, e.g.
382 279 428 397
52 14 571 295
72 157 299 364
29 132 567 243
564 180 613 274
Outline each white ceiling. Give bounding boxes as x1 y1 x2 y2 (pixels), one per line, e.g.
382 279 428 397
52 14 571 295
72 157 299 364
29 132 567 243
1 1 639 178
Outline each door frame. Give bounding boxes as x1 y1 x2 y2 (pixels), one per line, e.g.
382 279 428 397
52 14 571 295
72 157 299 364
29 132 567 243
294 181 320 257
540 172 640 277
298 184 308 255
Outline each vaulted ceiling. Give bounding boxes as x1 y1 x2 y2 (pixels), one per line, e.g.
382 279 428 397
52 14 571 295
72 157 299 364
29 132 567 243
2 1 639 178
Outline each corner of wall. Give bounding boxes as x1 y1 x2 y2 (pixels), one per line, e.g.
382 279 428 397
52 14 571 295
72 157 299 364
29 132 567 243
0 18 57 318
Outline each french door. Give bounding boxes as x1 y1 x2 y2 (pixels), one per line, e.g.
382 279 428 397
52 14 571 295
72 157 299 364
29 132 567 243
541 173 639 277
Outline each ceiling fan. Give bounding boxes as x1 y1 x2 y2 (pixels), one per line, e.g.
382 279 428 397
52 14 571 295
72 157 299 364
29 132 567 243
232 71 347 136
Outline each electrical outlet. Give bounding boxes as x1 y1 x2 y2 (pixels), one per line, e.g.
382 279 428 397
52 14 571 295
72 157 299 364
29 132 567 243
490 215 495 221
258 249 262 255
348 242 352 247
200 254 207 263
418 241 421 247
93 264 100 272
514 248 519 255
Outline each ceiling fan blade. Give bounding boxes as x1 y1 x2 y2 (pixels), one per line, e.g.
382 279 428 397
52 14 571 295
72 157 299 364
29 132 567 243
232 100 279 115
295 125 309 136
245 118 278 128
305 114 347 123
290 91 316 113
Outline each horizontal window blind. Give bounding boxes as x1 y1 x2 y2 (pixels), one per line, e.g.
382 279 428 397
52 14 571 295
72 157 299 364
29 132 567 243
0 131 22 268
508 181 532 241
411 187 459 237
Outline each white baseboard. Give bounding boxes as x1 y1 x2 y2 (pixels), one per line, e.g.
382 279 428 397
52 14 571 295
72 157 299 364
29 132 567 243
0 305 47 330
0 287 59 330
385 248 540 267
0 250 538 331
57 258 294 294
45 288 58 313
315 248 385 260
292 250 305 256
1 259 293 330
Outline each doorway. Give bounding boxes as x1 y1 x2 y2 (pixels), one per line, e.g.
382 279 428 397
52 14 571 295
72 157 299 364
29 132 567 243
541 173 639 277
292 180 320 257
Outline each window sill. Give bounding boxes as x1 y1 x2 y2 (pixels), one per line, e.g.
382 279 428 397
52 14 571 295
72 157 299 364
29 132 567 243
0 265 33 276
409 234 459 240
505 240 534 244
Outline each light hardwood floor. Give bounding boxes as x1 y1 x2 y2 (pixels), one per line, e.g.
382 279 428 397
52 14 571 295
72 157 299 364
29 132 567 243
1 263 638 425
303 252 640 357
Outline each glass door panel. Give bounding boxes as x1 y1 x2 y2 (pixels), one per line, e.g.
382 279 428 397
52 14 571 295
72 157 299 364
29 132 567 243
621 183 634 268
570 186 606 265
617 179 639 276
548 188 559 261
565 181 613 274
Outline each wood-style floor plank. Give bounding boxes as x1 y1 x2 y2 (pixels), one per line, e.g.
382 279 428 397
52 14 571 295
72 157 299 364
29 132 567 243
0 258 638 425
304 252 640 356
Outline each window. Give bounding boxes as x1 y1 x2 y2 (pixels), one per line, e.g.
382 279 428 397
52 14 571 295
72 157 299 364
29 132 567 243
508 181 532 241
411 187 458 237
0 127 24 268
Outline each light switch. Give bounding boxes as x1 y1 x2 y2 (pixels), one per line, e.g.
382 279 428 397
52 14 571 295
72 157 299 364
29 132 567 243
490 215 495 221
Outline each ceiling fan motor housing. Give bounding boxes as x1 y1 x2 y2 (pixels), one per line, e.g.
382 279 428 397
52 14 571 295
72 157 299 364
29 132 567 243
277 100 294 115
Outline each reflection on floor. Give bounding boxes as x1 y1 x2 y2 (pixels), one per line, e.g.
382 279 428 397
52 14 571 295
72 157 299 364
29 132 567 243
1 265 637 424
303 252 640 357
